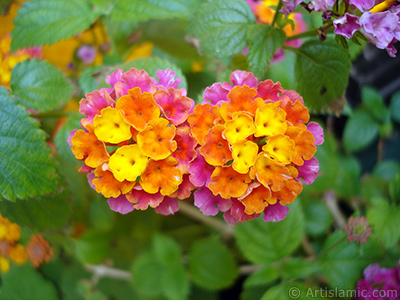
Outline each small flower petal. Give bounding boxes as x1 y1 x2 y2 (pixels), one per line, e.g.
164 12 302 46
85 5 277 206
263 134 296 165
194 187 231 216
285 126 316 166
107 195 134 214
200 124 233 166
188 103 222 145
231 140 258 174
223 112 256 145
94 107 132 143
254 102 287 137
209 166 251 199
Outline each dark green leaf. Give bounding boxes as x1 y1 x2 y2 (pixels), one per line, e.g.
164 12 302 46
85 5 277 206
189 237 238 290
361 86 387 122
188 0 255 57
11 59 74 112
54 112 82 164
294 39 351 110
235 201 304 264
361 175 388 204
343 110 379 153
1 265 59 300
0 190 71 230
110 0 200 22
373 160 400 181
162 263 190 300
75 230 112 264
153 234 182 265
389 174 400 203
367 198 400 248
0 87 58 201
280 258 320 280
390 91 400 123
334 156 361 197
11 0 97 51
303 198 332 237
247 24 286 78
89 199 115 230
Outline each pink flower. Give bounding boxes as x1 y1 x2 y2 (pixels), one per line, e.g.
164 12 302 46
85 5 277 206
107 195 134 214
79 90 115 127
297 157 320 185
334 13 361 39
194 187 231 216
263 203 290 222
154 197 180 215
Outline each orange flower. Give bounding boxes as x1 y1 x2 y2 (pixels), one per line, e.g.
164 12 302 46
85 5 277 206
137 118 177 160
8 244 27 265
200 125 233 166
223 112 256 145
231 140 258 174
71 124 109 168
140 157 183 196
250 153 290 192
220 86 264 121
239 183 274 214
116 87 160 131
285 126 316 166
280 100 309 128
271 178 303 205
188 103 222 145
92 167 135 198
0 256 10 273
108 144 149 182
93 107 132 144
254 102 287 137
5 223 20 242
209 166 251 199
262 134 295 164
27 234 54 267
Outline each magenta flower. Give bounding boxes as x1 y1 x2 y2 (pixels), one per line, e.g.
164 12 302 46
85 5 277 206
263 203 290 222
297 157 320 185
77 45 97 64
107 195 134 214
194 188 231 216
154 197 180 215
334 13 361 39
79 90 115 127
310 0 337 12
280 0 304 16
188 150 214 188
307 121 324 145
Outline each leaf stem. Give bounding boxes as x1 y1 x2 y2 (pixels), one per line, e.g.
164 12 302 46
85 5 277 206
285 23 334 42
85 264 132 283
271 0 283 27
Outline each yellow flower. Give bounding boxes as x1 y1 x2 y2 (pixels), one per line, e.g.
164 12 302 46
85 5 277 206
93 107 132 144
262 134 296 164
0 256 10 273
223 112 256 145
231 140 258 174
8 244 27 265
254 102 287 137
109 144 149 182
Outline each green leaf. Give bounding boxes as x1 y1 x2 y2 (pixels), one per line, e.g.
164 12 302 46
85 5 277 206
361 86 387 122
153 234 182 265
0 190 72 230
261 282 318 300
243 265 279 287
104 18 139 56
89 199 115 230
0 87 58 201
75 230 112 264
303 198 332 237
235 201 304 264
10 59 74 112
280 258 320 280
247 24 286 78
389 174 400 203
54 112 82 164
390 91 400 123
343 110 379 153
361 175 388 204
367 198 400 248
334 156 361 197
1 265 59 300
131 251 164 297
319 231 384 290
293 39 351 110
110 0 200 22
79 66 102 95
373 160 400 181
188 0 255 57
162 263 190 300
189 237 238 290
11 0 98 51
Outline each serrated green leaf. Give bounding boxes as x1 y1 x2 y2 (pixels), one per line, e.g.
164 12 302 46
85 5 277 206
361 86 387 122
293 39 351 110
1 264 59 300
243 265 279 288
390 91 400 123
131 251 164 297
189 237 238 290
0 87 58 201
280 258 320 280
0 190 72 230
343 110 379 153
11 0 97 51
10 59 74 112
110 0 200 22
153 234 182 265
303 198 332 237
162 263 190 300
75 230 112 264
318 231 384 290
247 24 286 78
367 199 400 248
235 201 304 264
188 0 255 58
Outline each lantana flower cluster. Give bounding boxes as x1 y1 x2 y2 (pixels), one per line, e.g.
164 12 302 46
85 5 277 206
70 69 323 224
280 0 400 57
188 71 323 225
70 68 196 215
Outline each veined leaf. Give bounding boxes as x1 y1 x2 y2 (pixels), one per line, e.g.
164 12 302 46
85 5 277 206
293 39 351 110
235 201 304 264
0 87 58 201
110 0 200 22
247 24 286 78
188 0 255 58
11 0 97 51
11 59 74 112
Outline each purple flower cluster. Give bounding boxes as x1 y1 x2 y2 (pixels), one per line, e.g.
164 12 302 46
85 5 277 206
356 263 400 300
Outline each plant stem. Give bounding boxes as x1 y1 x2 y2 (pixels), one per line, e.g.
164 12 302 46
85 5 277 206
378 137 384 163
324 190 346 228
178 201 234 239
85 264 132 282
286 23 334 42
271 0 283 27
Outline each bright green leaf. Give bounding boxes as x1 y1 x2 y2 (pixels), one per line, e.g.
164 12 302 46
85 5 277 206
261 282 319 300
235 201 304 264
361 86 387 122
54 112 82 164
343 110 379 153
390 91 400 123
367 198 400 248
0 87 58 201
280 258 320 280
10 59 74 112
1 265 59 300
153 234 182 265
188 0 255 57
11 0 97 51
243 265 279 288
293 39 351 110
189 237 238 290
110 0 200 22
0 190 71 230
79 66 102 95
162 263 190 300
247 24 286 78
